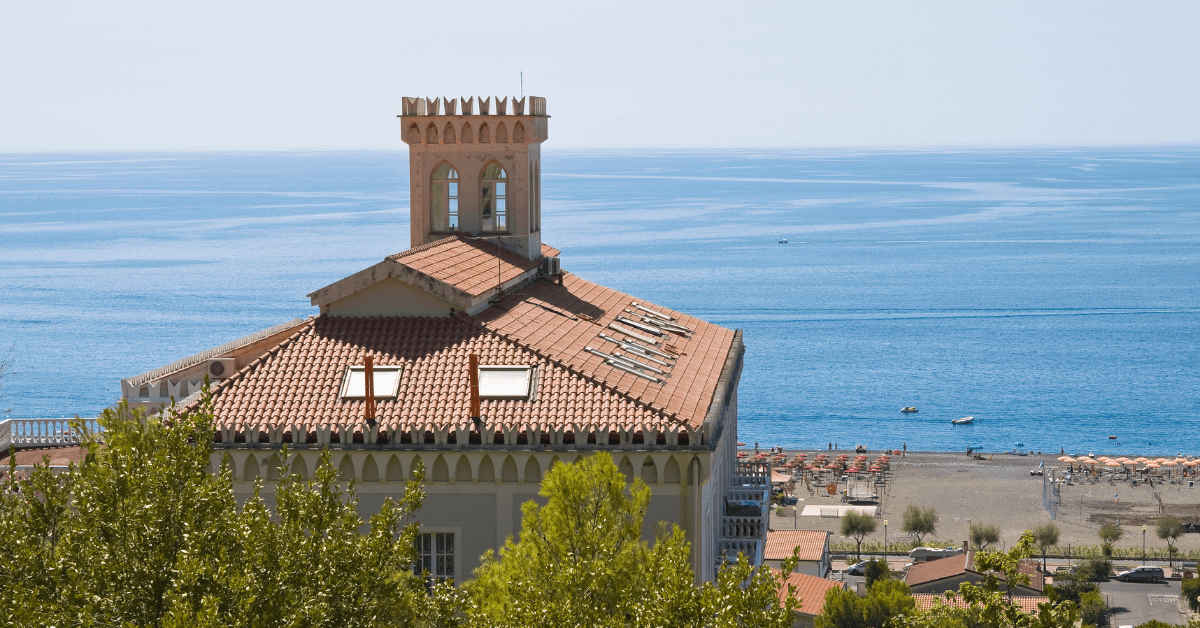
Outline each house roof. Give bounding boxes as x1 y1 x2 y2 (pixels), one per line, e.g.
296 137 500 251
764 530 829 562
911 593 1048 614
195 246 740 438
775 571 844 617
906 551 1045 593
906 553 973 586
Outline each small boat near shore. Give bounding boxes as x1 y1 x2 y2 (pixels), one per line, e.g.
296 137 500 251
951 416 975 425
901 406 919 413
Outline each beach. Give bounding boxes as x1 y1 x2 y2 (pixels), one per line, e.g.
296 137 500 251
768 450 1200 557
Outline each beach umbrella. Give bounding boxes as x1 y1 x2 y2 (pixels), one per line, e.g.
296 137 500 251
1058 456 1075 463
1155 457 1169 463
737 442 746 447
1105 461 1121 467
1146 462 1161 470
1123 460 1138 467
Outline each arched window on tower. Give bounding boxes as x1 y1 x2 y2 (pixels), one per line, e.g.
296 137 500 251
480 162 507 233
431 163 458 232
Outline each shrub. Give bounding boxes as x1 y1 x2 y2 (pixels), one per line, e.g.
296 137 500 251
1079 589 1107 627
1183 576 1200 613
864 558 890 587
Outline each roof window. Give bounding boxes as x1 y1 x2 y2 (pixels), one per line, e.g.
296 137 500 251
339 365 403 399
478 365 533 399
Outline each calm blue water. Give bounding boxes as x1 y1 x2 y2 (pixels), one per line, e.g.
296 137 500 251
1 149 1198 454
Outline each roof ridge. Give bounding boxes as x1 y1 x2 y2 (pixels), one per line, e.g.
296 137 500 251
461 309 687 425
124 317 312 386
386 234 465 261
183 318 317 417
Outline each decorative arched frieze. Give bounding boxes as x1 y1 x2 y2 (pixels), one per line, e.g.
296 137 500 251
496 122 508 143
663 457 681 484
386 455 404 482
618 456 634 483
243 454 259 481
291 455 308 480
460 121 473 143
523 456 541 483
641 456 657 485
513 121 526 143
479 123 491 143
501 455 518 483
455 455 472 483
267 453 282 481
338 454 355 481
432 455 450 482
478 455 496 483
425 123 438 144
443 122 456 144
362 454 380 482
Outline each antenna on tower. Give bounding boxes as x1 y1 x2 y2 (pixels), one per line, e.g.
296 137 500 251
520 72 523 99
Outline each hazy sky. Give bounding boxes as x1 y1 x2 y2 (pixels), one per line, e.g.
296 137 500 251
2 1 1197 151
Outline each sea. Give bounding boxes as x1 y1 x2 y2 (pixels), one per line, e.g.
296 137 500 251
1 148 1198 455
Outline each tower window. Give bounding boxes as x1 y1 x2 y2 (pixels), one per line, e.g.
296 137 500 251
431 163 459 232
480 162 507 233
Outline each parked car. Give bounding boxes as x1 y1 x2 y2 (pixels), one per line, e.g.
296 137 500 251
1115 566 1164 583
846 561 869 576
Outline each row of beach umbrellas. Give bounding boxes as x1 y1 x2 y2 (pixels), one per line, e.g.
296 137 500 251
1057 455 1199 474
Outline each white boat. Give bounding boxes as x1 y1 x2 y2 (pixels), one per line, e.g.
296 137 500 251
951 416 974 425
779 239 789 244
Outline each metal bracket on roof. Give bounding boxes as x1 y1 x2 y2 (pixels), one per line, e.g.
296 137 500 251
607 323 659 345
615 316 664 337
584 346 667 382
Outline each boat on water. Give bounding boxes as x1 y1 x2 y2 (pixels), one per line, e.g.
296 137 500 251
779 239 789 244
951 416 974 425
901 406 919 413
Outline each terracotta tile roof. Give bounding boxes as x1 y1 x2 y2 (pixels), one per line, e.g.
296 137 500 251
906 553 972 586
540 242 560 258
911 593 1048 614
906 552 1045 593
199 240 740 437
387 235 540 299
204 316 673 434
765 530 829 562
476 272 737 426
774 570 844 616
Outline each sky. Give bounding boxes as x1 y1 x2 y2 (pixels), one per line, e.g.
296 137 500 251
2 1 1198 151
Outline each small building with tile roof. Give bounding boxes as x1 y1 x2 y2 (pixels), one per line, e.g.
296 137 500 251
911 593 1049 615
774 570 846 628
764 529 832 577
120 96 767 583
905 550 1045 597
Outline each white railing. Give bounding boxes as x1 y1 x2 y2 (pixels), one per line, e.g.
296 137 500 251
722 515 765 539
717 539 763 566
0 418 98 451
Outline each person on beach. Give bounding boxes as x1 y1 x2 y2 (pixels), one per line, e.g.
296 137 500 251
903 443 907 455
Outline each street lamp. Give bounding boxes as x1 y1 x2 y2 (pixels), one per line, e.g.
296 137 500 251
1143 525 1147 565
883 520 889 557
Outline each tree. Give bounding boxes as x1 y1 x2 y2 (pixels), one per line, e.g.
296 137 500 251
1032 522 1060 573
864 558 890 588
0 343 13 415
815 579 915 628
970 522 1001 550
841 510 877 561
0 395 428 627
1098 523 1123 557
1182 576 1200 613
1155 515 1184 567
464 452 797 628
901 505 938 544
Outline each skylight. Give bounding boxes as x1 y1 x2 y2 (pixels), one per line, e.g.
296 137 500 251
478 365 533 399
339 366 403 399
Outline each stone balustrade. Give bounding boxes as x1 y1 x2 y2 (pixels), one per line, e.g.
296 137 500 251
0 418 99 451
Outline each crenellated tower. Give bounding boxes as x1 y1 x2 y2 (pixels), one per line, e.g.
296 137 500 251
399 96 548 260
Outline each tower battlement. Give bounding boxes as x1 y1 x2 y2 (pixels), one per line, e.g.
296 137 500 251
401 96 546 117
398 96 548 146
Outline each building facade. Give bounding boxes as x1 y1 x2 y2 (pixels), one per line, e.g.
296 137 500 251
121 96 768 582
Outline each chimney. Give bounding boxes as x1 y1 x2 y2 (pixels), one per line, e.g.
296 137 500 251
469 354 481 421
364 355 376 422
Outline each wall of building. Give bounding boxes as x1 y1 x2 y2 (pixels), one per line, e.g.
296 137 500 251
326 277 458 317
218 447 711 580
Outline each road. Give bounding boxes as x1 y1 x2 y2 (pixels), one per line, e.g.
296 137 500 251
1100 579 1185 628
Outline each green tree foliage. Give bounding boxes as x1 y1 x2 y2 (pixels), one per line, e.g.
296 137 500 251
815 579 915 628
1156 515 1184 566
864 558 891 588
1131 619 1177 628
1033 522 1060 573
901 505 938 544
1047 572 1099 606
0 343 14 415
1072 558 1112 583
463 452 797 628
970 522 1001 550
1077 589 1106 627
1182 576 1200 613
841 510 877 560
1098 523 1123 557
0 397 427 628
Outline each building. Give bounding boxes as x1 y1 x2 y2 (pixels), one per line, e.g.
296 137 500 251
774 570 845 628
118 96 768 582
764 529 832 577
905 550 1045 597
910 593 1050 615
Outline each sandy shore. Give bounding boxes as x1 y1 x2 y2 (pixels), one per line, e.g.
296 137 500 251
767 450 1200 556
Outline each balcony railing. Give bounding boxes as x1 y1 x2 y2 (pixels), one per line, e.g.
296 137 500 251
0 418 99 452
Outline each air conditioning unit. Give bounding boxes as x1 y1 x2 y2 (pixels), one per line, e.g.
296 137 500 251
541 255 561 276
204 358 237 379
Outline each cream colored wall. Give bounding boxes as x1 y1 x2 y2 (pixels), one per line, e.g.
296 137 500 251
325 277 458 317
218 447 711 581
